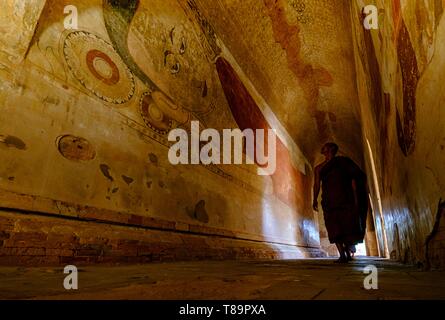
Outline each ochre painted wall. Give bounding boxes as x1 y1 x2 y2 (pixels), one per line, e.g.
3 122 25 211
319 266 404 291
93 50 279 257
0 0 322 265
2 0 444 268
351 0 445 267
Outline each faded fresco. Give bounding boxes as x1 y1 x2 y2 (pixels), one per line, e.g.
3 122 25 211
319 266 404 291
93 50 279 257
0 0 322 261
351 0 445 264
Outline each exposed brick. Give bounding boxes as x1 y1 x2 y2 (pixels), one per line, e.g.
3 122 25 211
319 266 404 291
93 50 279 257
79 237 109 246
47 233 78 243
175 222 189 232
16 219 47 230
128 214 143 225
0 217 15 231
11 232 47 242
3 238 62 249
0 231 10 240
60 256 98 265
45 235 79 250
3 255 50 266
78 243 109 251
42 240 77 250
103 249 133 257
0 211 320 266
181 237 208 247
142 216 175 229
159 233 184 244
159 255 175 262
45 249 74 256
124 256 145 264
75 249 102 256
136 244 151 253
0 247 45 256
115 240 140 252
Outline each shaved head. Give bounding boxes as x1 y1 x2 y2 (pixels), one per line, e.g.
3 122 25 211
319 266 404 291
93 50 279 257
322 142 339 156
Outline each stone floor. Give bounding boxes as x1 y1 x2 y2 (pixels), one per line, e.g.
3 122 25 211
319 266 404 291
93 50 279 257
0 257 444 300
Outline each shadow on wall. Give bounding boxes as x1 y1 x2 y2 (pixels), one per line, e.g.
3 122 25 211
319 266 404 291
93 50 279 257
215 57 319 256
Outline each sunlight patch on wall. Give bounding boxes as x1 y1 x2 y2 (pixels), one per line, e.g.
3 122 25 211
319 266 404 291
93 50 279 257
366 137 389 257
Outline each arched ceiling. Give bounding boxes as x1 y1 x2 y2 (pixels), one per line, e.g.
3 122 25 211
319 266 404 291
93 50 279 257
193 0 364 165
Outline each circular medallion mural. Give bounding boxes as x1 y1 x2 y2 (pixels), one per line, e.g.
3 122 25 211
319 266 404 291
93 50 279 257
139 91 174 134
63 31 135 104
57 135 96 161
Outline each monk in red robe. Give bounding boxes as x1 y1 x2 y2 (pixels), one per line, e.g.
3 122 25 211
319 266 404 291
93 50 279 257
313 143 368 263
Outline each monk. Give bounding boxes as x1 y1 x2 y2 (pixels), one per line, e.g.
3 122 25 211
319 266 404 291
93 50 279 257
312 142 368 263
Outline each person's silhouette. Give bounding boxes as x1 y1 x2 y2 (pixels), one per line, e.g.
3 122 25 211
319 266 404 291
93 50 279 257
313 143 368 263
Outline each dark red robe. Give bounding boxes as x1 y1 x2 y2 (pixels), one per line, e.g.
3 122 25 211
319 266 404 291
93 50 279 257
320 156 368 244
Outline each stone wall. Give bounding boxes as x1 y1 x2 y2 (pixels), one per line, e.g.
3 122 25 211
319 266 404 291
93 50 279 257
351 0 445 266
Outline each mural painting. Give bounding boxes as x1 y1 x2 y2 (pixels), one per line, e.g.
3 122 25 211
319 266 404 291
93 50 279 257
216 57 308 211
63 30 136 104
0 0 315 254
392 0 420 157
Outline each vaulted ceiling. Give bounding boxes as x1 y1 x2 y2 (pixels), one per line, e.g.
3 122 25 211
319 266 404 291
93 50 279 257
195 0 364 165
